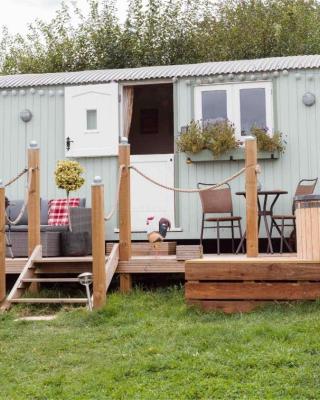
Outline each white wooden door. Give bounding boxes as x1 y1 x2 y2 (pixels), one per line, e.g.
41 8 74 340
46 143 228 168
130 154 175 231
65 83 119 157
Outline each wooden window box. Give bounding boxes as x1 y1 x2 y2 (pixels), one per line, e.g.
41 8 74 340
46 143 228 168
185 148 279 163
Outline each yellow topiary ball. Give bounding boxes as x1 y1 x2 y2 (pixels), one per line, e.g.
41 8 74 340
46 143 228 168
54 160 85 196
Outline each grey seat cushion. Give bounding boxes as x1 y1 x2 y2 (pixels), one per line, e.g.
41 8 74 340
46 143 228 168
6 200 28 225
40 198 49 225
6 198 86 226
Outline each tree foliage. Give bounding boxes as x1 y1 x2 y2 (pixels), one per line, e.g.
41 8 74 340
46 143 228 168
1 0 320 74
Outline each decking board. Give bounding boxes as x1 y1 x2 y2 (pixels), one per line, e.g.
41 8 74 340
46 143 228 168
187 300 268 313
185 282 320 300
185 255 320 313
186 262 320 281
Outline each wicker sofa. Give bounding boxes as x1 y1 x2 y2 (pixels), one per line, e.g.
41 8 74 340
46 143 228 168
5 198 87 257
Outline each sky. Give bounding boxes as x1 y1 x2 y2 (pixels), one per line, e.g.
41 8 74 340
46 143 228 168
0 0 129 35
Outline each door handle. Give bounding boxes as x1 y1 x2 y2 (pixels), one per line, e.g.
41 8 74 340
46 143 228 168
66 136 74 151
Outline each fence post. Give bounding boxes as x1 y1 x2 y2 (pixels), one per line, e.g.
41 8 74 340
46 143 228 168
245 137 259 257
91 176 106 309
28 141 41 258
0 180 5 302
118 138 132 293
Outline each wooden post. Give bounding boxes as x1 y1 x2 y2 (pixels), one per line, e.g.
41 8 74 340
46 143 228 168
91 176 106 309
245 137 259 257
0 181 5 302
119 139 132 293
28 141 41 257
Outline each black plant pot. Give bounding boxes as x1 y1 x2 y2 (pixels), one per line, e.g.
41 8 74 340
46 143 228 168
60 231 91 257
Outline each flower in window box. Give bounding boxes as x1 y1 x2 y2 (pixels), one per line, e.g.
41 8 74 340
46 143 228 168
250 126 286 154
176 120 206 154
204 120 239 157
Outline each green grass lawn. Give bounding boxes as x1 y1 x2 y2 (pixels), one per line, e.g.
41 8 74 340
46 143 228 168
1 287 320 400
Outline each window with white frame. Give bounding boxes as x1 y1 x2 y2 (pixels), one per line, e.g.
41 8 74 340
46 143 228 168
194 81 273 137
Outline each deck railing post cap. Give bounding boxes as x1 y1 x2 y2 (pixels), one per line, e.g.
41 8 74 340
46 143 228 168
93 176 103 185
29 140 39 149
120 136 129 144
244 135 256 141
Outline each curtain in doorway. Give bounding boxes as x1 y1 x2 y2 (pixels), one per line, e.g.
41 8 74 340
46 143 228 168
122 87 134 138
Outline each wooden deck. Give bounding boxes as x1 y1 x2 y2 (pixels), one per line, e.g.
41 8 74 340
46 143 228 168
4 252 308 275
5 256 94 274
185 255 320 313
5 255 184 274
6 250 320 313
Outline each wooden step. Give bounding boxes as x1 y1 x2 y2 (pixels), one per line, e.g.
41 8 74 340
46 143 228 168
176 245 203 261
11 298 87 304
107 242 177 256
22 278 80 283
34 256 95 264
118 257 184 273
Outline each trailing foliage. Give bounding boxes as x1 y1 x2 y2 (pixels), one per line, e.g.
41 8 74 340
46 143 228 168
177 120 239 156
176 121 206 154
204 120 239 156
177 122 286 156
1 0 320 74
250 126 286 153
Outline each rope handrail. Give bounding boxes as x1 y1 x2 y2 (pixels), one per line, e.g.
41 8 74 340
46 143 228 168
4 168 28 188
104 164 125 221
129 165 253 193
102 161 259 220
5 168 33 226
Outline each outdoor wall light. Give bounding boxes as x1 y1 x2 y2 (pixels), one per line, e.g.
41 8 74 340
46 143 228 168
302 92 316 107
78 272 93 311
20 109 33 123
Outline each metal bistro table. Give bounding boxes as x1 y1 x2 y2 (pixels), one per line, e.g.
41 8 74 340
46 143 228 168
236 189 288 254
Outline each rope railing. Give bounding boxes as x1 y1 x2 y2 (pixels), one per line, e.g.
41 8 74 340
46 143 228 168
103 161 260 223
129 164 259 193
5 168 33 226
4 168 28 188
104 164 125 221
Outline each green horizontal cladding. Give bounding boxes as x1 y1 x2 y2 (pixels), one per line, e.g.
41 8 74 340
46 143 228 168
0 68 319 241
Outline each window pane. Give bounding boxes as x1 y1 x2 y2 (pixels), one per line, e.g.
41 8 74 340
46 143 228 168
87 109 97 130
240 88 266 135
201 90 227 124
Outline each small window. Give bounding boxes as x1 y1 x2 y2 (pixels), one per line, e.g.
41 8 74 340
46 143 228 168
202 90 227 125
87 109 97 130
240 88 266 135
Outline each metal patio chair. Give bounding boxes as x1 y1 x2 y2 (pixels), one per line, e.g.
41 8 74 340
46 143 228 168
270 178 318 253
198 182 244 254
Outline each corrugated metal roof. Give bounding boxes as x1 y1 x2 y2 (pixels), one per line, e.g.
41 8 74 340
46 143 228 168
0 54 320 89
